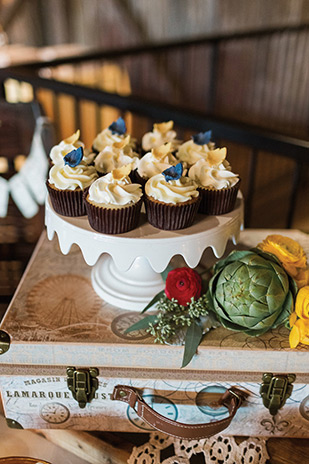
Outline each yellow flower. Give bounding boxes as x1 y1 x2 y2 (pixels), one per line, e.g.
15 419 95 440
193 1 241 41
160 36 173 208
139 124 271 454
258 235 308 288
289 311 298 327
295 286 309 320
294 268 309 288
289 318 309 348
289 323 300 348
289 286 309 348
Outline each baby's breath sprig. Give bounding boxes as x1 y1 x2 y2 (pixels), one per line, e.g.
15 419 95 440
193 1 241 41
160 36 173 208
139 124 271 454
147 293 209 344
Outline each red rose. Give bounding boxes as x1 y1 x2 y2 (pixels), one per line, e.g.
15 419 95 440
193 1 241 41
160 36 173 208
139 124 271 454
165 267 202 306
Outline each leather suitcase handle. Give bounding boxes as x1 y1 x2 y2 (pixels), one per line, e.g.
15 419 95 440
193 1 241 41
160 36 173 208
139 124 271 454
112 385 248 440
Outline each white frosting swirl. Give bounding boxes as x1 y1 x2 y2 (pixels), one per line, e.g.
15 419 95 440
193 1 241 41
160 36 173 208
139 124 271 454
188 159 239 189
82 149 96 165
94 145 139 174
176 140 215 167
137 151 177 179
142 129 180 152
145 173 199 204
49 139 85 166
92 128 136 152
88 173 142 207
49 163 98 190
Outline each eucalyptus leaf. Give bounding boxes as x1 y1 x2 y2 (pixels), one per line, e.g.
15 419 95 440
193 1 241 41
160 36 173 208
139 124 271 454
141 289 165 314
125 314 158 333
181 320 204 368
161 265 173 283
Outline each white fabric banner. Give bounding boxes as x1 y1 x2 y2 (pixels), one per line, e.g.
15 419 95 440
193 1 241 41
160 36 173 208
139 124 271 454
2 115 51 218
0 176 9 217
9 173 39 218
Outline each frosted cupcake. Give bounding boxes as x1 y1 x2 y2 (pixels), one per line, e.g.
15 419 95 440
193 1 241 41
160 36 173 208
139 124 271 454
145 163 200 230
84 164 143 234
134 142 177 187
94 136 139 176
47 146 98 217
49 130 94 166
92 117 136 154
141 120 181 154
176 130 215 168
188 148 240 215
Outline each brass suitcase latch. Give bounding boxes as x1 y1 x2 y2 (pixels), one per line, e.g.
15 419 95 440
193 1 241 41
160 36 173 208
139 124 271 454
260 373 296 416
67 367 99 408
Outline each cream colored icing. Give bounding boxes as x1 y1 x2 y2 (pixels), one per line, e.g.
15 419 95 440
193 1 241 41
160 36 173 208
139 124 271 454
92 128 136 153
83 149 96 165
48 163 98 190
49 137 85 165
137 151 177 179
142 129 180 152
145 173 199 204
94 145 139 174
188 159 239 189
88 173 142 207
176 140 216 167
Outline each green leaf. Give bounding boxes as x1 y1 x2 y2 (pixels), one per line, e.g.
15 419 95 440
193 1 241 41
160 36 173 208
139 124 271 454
181 320 204 368
125 314 158 333
161 265 174 283
141 290 165 314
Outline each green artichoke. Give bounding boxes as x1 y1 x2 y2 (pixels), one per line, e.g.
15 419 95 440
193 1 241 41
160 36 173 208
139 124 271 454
207 248 298 336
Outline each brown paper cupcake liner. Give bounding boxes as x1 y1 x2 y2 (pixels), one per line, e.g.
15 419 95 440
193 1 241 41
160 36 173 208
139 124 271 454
46 181 87 217
92 145 100 155
145 196 200 230
130 169 147 191
85 196 143 234
198 179 241 215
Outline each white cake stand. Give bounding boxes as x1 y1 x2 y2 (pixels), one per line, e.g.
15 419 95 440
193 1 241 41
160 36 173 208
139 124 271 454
45 194 244 310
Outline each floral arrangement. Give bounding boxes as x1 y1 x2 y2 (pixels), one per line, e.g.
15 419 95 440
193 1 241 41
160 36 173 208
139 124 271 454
127 234 309 367
258 235 309 348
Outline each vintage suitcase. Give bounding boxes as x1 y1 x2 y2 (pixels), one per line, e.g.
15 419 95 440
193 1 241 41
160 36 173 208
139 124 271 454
0 229 308 438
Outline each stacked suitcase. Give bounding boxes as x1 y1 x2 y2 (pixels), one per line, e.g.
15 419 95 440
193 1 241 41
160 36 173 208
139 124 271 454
0 229 308 437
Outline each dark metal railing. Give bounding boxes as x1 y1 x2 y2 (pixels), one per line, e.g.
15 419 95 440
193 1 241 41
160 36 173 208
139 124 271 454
0 67 308 229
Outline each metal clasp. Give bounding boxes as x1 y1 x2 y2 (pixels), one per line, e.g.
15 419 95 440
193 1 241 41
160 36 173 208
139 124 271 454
260 373 296 416
67 367 99 408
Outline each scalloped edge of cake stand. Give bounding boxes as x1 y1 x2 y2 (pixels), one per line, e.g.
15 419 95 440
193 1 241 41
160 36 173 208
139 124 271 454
45 194 244 309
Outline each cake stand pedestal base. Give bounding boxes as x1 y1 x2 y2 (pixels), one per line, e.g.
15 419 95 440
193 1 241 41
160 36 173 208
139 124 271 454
91 254 164 310
45 194 244 311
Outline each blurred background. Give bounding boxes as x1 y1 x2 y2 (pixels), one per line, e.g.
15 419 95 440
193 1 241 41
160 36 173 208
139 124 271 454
0 0 308 316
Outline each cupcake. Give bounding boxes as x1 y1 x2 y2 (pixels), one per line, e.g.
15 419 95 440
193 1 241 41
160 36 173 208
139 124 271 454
49 130 94 166
47 146 98 217
176 130 215 168
134 142 177 188
84 164 143 234
141 120 181 155
145 163 200 230
188 148 240 215
92 117 136 154
94 136 139 176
